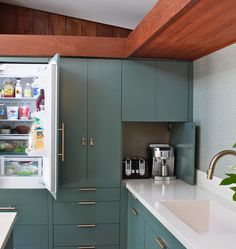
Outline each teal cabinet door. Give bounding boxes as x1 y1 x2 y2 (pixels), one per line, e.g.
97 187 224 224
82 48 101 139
122 60 156 121
127 206 145 249
87 59 121 187
13 226 49 249
156 61 189 121
59 58 88 187
0 189 48 225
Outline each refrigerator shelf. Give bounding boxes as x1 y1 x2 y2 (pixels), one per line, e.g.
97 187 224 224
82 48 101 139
0 97 37 100
0 134 29 140
0 119 34 122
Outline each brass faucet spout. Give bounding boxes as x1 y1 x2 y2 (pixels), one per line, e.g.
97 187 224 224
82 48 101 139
207 150 236 179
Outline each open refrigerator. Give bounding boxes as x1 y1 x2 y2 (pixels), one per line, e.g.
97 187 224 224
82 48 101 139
0 54 60 199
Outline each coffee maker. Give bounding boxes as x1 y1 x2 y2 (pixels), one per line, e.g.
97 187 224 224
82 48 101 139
149 144 176 181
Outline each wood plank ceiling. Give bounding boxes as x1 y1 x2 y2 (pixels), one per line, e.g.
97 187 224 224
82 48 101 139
0 0 236 60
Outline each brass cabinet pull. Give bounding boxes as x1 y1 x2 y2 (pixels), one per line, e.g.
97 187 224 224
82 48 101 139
0 206 16 210
78 201 96 205
78 224 96 228
131 208 139 216
89 138 94 146
81 138 87 146
58 123 65 162
78 188 96 191
78 247 96 249
155 237 167 249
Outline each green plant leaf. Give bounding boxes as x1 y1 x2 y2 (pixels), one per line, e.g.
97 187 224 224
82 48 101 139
220 174 236 185
229 165 236 170
233 143 236 148
233 192 236 202
230 187 236 191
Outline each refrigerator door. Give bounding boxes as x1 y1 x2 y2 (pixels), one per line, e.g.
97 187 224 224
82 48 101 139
39 54 60 199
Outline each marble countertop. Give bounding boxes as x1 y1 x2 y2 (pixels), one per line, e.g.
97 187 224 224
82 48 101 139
124 179 236 249
0 212 17 249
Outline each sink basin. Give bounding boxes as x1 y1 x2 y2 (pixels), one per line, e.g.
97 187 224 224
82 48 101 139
160 199 236 235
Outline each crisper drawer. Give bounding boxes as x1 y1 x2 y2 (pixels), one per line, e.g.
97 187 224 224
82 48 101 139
54 224 119 246
54 246 119 249
13 225 49 249
0 157 42 177
54 201 120 224
0 189 48 225
56 188 120 202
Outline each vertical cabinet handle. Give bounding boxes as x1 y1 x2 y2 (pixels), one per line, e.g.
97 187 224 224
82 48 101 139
89 138 94 146
58 123 65 162
81 138 87 146
131 208 139 216
155 237 168 249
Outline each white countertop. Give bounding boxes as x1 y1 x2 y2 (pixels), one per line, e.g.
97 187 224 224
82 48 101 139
124 179 236 249
0 212 17 249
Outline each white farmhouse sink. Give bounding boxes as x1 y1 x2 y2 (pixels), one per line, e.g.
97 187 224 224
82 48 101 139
161 199 236 235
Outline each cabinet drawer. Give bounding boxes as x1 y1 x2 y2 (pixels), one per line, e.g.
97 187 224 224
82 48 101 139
56 188 120 201
145 223 185 249
13 225 49 249
54 224 119 246
0 189 48 225
54 201 120 224
54 247 119 249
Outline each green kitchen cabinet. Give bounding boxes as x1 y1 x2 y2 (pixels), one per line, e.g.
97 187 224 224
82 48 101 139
59 58 121 188
127 193 186 249
0 189 48 225
122 60 156 121
122 60 192 122
13 225 49 249
59 58 88 187
87 59 121 187
127 194 145 249
156 61 189 121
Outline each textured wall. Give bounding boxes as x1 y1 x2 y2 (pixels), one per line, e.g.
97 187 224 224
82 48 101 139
193 43 236 177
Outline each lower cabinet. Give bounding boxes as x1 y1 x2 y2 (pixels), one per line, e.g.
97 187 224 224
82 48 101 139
127 193 186 249
127 204 145 249
0 189 50 249
53 188 120 248
13 226 49 249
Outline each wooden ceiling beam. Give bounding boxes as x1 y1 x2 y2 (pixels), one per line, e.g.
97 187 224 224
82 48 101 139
127 0 197 57
0 35 127 58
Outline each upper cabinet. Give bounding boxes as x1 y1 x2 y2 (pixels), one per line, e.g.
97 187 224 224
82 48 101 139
60 58 121 188
122 60 156 121
122 60 192 122
156 61 189 121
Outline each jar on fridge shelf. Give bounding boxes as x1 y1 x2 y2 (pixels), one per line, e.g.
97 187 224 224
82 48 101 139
19 106 29 120
7 106 19 120
0 104 5 119
15 78 22 98
3 79 14 97
24 83 32 98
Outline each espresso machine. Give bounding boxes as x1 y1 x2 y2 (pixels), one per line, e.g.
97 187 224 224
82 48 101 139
149 144 176 181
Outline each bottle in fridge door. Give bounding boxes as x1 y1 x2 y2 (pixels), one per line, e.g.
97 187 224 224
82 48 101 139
0 54 60 199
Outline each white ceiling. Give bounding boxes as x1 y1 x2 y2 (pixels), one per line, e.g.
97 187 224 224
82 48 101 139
0 0 157 29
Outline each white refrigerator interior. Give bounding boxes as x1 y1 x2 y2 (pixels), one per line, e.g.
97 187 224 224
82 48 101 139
0 55 59 198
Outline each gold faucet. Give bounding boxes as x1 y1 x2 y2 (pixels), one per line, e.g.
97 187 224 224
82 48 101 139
207 150 236 179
